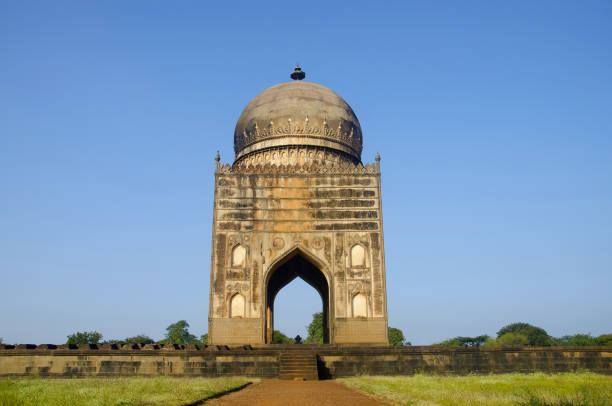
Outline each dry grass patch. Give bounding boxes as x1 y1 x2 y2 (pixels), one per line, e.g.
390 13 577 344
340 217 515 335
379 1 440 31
0 376 255 406
340 373 612 406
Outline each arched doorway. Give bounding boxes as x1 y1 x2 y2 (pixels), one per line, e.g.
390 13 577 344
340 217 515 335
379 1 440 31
265 248 329 344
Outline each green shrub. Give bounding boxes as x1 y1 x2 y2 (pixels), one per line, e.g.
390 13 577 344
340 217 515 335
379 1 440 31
66 331 102 345
567 334 598 346
433 338 463 348
433 335 489 348
552 334 608 347
124 335 154 344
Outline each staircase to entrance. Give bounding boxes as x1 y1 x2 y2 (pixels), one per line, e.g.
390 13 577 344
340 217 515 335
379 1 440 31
279 350 318 380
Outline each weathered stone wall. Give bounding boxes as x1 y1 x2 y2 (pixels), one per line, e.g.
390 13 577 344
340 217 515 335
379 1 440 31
1 345 609 378
208 162 389 345
0 344 278 378
316 346 612 377
333 319 388 344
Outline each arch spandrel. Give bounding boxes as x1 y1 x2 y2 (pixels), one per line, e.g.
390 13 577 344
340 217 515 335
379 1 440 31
264 244 331 286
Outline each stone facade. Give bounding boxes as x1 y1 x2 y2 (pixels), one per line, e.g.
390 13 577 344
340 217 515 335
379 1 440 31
208 161 388 345
207 73 389 345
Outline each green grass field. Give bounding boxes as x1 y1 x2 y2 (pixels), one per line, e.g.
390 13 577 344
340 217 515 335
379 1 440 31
340 373 612 406
0 376 254 406
1 373 610 406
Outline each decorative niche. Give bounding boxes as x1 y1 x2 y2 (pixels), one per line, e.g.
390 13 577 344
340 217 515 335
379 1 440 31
346 243 370 278
226 243 249 280
230 293 245 318
352 292 368 318
231 244 247 267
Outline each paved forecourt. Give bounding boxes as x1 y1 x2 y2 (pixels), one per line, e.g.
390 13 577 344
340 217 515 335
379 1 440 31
207 379 393 406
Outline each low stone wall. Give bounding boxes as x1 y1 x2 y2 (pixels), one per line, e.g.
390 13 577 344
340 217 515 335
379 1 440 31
316 346 612 377
0 344 610 378
0 344 278 378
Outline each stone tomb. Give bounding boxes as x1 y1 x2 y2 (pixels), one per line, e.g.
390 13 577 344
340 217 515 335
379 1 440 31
207 69 389 345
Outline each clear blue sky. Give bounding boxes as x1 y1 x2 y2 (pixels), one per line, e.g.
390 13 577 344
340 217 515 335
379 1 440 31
1 1 610 345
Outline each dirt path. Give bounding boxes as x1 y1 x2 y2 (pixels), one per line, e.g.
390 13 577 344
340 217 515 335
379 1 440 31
205 379 393 406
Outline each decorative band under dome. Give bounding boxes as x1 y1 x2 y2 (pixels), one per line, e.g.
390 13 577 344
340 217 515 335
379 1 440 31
234 118 362 162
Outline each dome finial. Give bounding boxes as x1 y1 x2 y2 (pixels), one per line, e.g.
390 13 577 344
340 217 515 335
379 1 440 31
290 64 306 80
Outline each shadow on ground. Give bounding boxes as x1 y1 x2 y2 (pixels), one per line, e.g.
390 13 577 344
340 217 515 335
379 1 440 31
183 382 253 406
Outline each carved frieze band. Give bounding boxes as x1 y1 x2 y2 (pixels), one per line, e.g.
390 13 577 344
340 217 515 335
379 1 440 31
234 117 362 156
235 146 360 168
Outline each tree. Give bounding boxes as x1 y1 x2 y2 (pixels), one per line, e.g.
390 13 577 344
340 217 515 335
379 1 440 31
552 333 611 346
272 330 295 344
388 327 407 346
497 323 551 346
163 320 198 344
305 312 324 343
567 334 597 346
66 331 102 345
200 334 208 345
433 338 463 348
0 337 3 345
433 335 489 348
484 332 529 348
124 335 154 344
595 334 612 346
553 334 598 346
456 335 490 347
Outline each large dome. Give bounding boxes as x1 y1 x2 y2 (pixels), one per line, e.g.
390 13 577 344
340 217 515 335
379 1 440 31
233 78 363 166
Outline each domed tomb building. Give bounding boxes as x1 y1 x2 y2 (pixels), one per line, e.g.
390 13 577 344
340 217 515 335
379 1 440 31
208 67 389 345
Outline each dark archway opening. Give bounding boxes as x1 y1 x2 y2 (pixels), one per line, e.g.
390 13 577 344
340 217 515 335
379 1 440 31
265 253 329 344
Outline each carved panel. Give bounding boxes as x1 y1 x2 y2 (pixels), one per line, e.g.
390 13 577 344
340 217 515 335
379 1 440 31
230 294 245 318
231 245 246 267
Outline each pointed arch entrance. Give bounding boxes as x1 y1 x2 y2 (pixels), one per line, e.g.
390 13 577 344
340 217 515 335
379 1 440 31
265 247 330 344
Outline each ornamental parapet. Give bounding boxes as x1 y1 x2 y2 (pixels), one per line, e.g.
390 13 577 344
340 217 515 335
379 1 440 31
216 161 379 175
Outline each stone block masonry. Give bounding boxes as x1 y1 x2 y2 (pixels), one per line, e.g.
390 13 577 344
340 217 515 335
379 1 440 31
208 164 389 345
1 344 609 378
0 344 278 378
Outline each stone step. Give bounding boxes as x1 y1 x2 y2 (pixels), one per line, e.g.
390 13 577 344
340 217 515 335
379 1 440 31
280 360 314 364
280 365 315 369
280 358 316 362
280 360 316 364
278 351 318 380
280 370 318 376
280 364 316 368
280 367 316 371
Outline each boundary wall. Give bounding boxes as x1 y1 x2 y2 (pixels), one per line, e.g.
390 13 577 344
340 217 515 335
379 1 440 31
0 344 610 378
